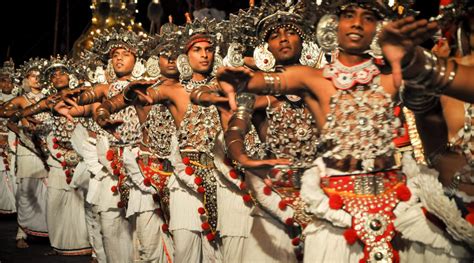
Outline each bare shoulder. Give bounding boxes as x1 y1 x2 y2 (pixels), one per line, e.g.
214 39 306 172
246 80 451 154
380 73 398 96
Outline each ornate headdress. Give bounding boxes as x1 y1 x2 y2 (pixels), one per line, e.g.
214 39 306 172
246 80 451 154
92 28 146 60
75 49 108 84
41 55 81 89
176 17 223 80
255 0 319 43
327 0 416 20
0 59 15 78
14 57 48 85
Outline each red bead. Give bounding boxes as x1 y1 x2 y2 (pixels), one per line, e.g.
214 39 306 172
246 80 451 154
229 169 238 179
185 166 194 175
106 150 115 161
239 182 246 190
194 177 203 185
329 194 343 210
285 218 294 226
396 185 411 202
117 201 126 208
201 222 210 230
206 232 215 241
278 200 287 210
343 228 358 245
182 157 190 165
198 207 206 215
197 186 205 193
263 59 269 64
263 186 272 196
66 177 72 184
52 137 58 143
65 170 71 177
119 175 125 181
291 237 300 246
61 161 67 167
161 223 169 232
143 178 151 187
242 194 252 203
306 55 312 59
111 186 118 193
113 169 121 176
53 144 59 149
56 152 62 158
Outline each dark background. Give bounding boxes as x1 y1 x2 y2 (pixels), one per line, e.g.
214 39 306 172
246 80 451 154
0 0 438 66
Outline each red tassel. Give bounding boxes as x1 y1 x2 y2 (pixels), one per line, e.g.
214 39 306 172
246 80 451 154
291 237 300 246
278 200 287 210
185 166 194 175
143 178 151 187
206 232 215 241
263 186 272 196
182 157 190 165
229 169 238 179
329 194 343 210
106 150 115 161
161 223 169 232
242 194 252 203
198 207 206 214
201 222 210 230
466 212 474 225
194 177 203 185
396 185 411 201
343 228 358 245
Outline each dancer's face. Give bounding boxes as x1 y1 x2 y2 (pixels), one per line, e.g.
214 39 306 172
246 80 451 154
111 48 136 78
50 69 70 89
159 56 179 78
267 27 303 65
187 41 214 75
0 74 13 94
338 6 377 54
26 70 41 89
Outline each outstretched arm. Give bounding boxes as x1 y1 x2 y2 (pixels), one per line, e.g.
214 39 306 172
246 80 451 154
217 66 314 110
225 93 290 169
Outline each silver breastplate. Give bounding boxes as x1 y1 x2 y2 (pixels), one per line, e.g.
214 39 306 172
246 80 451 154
322 62 401 171
143 104 176 157
266 100 319 167
177 103 221 155
105 80 141 145
52 116 77 149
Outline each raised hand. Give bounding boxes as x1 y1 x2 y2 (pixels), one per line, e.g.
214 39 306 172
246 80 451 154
216 66 254 111
379 16 438 88
53 100 75 122
124 80 156 104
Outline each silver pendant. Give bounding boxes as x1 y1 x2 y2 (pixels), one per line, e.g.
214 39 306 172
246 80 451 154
317 14 339 53
177 54 193 81
146 55 161 78
253 43 275 72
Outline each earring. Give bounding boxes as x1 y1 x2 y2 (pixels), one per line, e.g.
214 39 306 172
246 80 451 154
223 43 244 67
69 74 79 89
369 22 383 59
253 43 275 72
132 58 146 79
212 48 223 77
106 59 117 82
177 54 193 81
145 55 161 79
299 41 325 68
317 14 339 53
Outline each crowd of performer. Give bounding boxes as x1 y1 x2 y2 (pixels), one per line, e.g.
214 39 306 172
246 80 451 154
0 0 473 262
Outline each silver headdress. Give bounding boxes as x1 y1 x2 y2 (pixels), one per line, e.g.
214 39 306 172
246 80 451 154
41 55 82 89
92 28 146 60
0 59 15 78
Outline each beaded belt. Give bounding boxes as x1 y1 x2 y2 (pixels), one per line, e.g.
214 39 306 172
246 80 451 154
320 169 411 263
180 150 219 242
137 153 172 222
106 147 130 209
